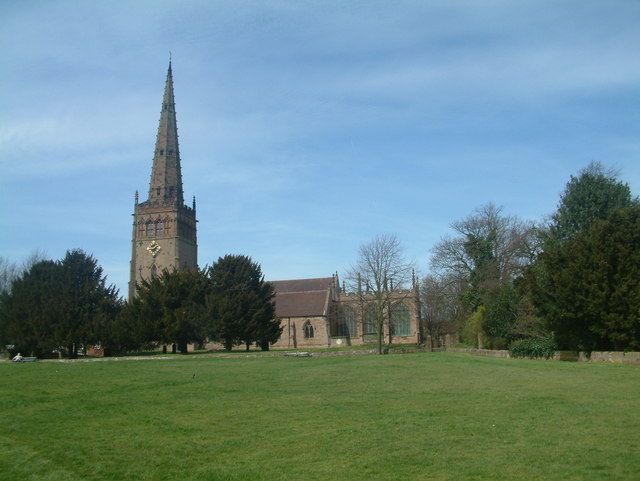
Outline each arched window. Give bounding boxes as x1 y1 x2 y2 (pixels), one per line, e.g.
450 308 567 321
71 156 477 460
156 220 164 236
363 304 377 334
146 221 154 237
303 320 314 339
391 303 411 336
337 305 357 337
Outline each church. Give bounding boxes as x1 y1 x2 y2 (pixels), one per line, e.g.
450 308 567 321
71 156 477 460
129 62 423 348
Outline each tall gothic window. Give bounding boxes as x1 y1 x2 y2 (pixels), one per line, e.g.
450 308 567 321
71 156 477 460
146 221 154 237
156 220 164 236
150 264 157 279
303 320 314 339
363 304 377 334
336 305 357 337
391 303 411 336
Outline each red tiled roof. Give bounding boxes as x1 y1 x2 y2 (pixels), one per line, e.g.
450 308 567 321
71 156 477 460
271 277 333 318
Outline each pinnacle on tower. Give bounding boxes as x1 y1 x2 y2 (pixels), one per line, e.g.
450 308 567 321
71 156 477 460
147 60 184 206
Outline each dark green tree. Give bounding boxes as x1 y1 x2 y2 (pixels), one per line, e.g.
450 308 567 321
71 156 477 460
55 250 121 357
134 268 209 353
207 255 278 351
483 284 519 344
533 207 640 351
524 162 638 350
549 162 634 243
0 251 50 351
0 250 120 357
106 295 156 354
0 260 60 356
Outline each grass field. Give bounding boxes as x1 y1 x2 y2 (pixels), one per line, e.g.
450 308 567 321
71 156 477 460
1 352 639 480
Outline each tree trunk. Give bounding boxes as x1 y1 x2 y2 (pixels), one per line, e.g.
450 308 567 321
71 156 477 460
245 343 250 352
179 341 188 354
171 343 177 354
224 339 233 351
162 345 167 354
260 340 269 351
67 343 76 359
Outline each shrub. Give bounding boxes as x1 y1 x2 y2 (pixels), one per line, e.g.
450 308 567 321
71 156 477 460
509 338 556 359
462 306 486 347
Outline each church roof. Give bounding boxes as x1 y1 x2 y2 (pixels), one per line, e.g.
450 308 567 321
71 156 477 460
271 277 333 318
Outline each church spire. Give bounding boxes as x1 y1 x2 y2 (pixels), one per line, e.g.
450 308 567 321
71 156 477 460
147 59 184 206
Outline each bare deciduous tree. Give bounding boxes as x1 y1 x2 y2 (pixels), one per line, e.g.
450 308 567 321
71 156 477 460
0 257 20 295
421 274 465 341
347 234 415 354
430 203 537 301
0 250 47 294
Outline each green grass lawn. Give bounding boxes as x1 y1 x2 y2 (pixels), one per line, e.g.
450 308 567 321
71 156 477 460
1 352 639 480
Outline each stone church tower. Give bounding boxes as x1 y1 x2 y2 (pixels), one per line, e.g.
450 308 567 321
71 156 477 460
128 61 197 298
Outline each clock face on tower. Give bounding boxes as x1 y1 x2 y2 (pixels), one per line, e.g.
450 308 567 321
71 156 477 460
147 240 161 258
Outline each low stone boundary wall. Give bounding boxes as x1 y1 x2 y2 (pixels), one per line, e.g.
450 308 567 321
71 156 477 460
310 346 425 357
447 347 640 365
447 347 511 358
580 351 640 365
310 349 377 357
553 351 579 362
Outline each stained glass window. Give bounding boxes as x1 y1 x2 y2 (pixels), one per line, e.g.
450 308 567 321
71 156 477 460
303 320 314 339
363 304 377 334
338 305 357 337
391 303 411 336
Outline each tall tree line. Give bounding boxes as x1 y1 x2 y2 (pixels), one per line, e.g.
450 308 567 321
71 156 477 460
428 162 640 352
0 252 280 357
0 250 121 358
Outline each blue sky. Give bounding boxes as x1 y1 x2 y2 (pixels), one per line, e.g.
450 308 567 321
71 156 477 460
1 0 639 297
